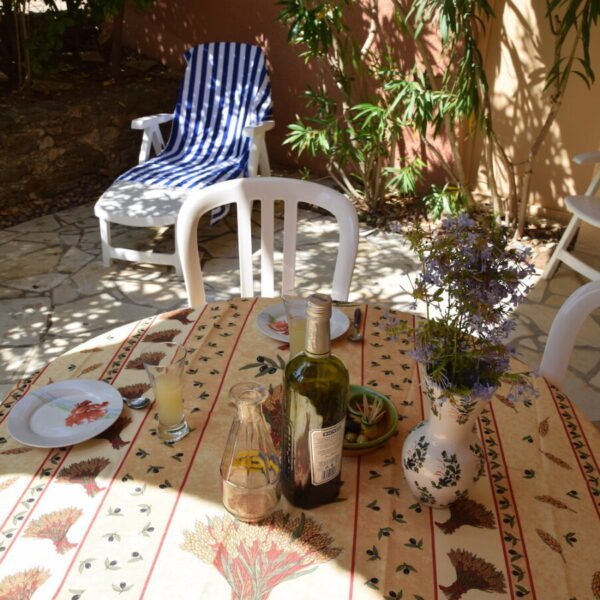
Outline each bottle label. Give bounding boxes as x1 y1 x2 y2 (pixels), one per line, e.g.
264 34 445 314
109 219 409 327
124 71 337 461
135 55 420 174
309 418 345 485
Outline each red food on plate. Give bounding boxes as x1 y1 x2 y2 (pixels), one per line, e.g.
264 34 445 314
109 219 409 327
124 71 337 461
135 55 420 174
65 400 110 427
267 320 289 335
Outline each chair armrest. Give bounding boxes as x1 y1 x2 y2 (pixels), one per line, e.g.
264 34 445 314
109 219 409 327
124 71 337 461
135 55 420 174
243 120 275 137
573 152 600 165
130 114 173 164
131 113 174 130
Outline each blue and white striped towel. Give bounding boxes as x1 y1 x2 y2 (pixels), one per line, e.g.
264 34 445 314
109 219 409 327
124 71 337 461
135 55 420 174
117 42 272 223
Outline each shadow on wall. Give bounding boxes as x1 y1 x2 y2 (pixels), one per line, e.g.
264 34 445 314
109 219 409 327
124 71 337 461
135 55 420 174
122 0 330 172
121 0 449 185
467 0 600 220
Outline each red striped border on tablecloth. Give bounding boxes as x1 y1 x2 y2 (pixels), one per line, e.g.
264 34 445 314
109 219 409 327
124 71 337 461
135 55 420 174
412 347 440 600
51 307 209 599
139 299 258 597
348 304 367 600
0 317 154 566
548 382 600 519
480 403 537 599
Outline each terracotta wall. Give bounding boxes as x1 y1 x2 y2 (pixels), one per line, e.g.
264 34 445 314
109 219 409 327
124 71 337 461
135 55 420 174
466 1 600 221
123 0 600 220
122 0 341 172
121 0 450 185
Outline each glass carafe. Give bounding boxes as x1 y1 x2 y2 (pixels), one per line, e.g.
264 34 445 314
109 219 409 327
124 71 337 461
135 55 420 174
220 382 281 522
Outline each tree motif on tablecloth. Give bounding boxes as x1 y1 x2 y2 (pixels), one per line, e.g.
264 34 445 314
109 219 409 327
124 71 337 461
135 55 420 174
158 308 194 324
119 383 151 400
24 507 82 553
126 352 165 370
262 384 283 451
0 567 50 599
57 457 110 497
553 389 600 503
435 497 496 534
97 415 132 449
181 510 341 599
592 571 600 599
440 549 506 599
143 329 182 343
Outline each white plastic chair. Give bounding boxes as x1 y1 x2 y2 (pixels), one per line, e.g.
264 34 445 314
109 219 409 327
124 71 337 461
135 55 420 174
539 279 600 387
94 43 274 274
542 151 600 281
176 177 360 308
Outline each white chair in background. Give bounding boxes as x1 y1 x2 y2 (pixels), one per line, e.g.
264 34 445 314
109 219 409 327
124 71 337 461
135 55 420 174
94 42 274 274
176 177 359 308
542 151 600 281
539 279 600 387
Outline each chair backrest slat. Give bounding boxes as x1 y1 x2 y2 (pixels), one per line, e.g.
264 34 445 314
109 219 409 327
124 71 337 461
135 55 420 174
282 202 299 294
260 200 276 297
539 279 600 387
177 178 359 308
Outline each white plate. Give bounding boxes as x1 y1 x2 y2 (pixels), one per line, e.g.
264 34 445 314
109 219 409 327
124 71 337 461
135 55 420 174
7 380 123 448
257 303 350 343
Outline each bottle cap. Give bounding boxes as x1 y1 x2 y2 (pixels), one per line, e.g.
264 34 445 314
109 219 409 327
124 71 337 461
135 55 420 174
307 293 332 319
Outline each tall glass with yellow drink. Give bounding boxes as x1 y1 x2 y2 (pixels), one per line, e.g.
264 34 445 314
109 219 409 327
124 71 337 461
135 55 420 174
143 342 189 442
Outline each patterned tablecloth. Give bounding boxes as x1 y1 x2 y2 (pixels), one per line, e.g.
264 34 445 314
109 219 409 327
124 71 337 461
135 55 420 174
0 298 599 600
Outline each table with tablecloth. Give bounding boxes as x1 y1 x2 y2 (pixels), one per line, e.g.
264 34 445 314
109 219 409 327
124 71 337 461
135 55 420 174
0 298 598 599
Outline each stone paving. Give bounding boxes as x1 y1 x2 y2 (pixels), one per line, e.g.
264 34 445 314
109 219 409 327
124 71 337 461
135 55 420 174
0 201 598 426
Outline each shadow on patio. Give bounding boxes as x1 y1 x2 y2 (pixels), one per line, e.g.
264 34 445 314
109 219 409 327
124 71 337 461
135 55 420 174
0 200 598 427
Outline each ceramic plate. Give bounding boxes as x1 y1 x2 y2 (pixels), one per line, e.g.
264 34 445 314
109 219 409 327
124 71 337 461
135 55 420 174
7 380 123 448
257 303 350 343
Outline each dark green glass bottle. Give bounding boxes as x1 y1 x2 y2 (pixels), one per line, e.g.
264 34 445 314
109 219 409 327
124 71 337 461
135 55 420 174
281 293 349 508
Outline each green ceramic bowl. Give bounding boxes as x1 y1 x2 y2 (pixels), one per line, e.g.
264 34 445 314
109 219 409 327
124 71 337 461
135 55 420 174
343 385 399 456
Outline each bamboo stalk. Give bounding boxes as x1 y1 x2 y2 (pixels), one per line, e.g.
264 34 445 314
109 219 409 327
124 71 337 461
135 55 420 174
361 0 378 57
516 24 580 237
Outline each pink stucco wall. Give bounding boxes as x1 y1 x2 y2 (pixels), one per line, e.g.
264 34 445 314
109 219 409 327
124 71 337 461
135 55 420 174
122 1 600 218
121 0 449 184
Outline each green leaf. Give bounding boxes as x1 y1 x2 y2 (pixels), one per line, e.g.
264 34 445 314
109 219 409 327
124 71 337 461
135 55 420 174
366 544 381 560
396 562 417 574
404 537 423 549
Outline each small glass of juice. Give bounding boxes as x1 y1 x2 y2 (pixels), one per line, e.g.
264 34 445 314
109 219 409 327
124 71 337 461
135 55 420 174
143 342 189 442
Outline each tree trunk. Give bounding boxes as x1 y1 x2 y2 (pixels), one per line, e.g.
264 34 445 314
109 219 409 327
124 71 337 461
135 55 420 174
392 0 472 206
515 96 564 238
109 1 126 80
0 0 19 88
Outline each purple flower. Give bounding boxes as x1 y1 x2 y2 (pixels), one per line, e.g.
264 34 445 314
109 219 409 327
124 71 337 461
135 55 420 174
405 215 535 400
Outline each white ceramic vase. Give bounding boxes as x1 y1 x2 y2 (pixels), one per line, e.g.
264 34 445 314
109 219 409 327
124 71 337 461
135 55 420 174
401 368 487 508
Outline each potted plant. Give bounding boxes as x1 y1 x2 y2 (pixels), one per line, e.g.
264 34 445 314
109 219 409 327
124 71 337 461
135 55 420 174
401 214 537 507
